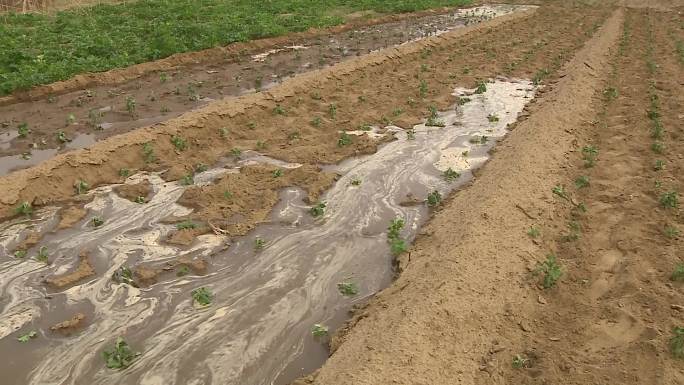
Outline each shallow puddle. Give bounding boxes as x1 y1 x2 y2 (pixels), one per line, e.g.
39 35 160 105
0 79 535 384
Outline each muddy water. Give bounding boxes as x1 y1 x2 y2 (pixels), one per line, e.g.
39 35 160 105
0 79 535 385
0 4 536 175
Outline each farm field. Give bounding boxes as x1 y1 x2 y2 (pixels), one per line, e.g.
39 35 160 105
0 1 682 385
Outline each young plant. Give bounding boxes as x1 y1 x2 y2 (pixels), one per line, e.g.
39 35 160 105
337 281 359 296
176 221 197 230
230 147 242 158
474 81 487 94
419 79 428 98
654 159 665 171
92 216 104 227
338 132 352 147
14 250 27 258
103 337 139 369
180 173 194 186
125 96 136 116
328 103 337 120
66 114 76 125
272 169 283 178
660 191 679 209
311 324 328 338
552 185 568 200
17 123 29 138
134 196 146 204
311 116 322 127
527 226 540 238
273 104 286 115
171 135 187 151
575 176 590 189
671 327 684 359
426 106 445 127
35 246 49 264
387 218 408 256
194 163 208 173
535 254 562 288
176 266 190 277
443 168 460 182
427 190 442 207
113 266 135 285
74 180 89 195
406 129 416 140
581 145 598 167
57 131 71 143
119 168 130 178
310 202 326 217
512 354 529 369
17 331 37 343
665 225 680 238
191 287 213 306
14 201 32 216
457 97 471 106
254 237 266 250
487 113 500 123
651 141 664 154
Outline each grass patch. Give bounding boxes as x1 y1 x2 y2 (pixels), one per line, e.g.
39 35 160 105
0 0 472 95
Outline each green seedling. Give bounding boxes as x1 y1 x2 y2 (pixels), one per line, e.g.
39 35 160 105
581 145 598 167
176 221 197 230
254 238 266 250
14 250 27 258
328 103 337 120
171 135 187 151
660 191 679 209
142 143 156 163
390 238 407 255
312 324 328 338
113 266 135 285
159 72 168 82
672 264 684 282
426 106 445 127
532 68 549 85
18 123 29 137
310 91 321 100
419 79 428 98
103 337 139 369
311 116 322 127
603 87 618 100
191 287 213 306
359 124 372 131
219 127 229 138
457 97 471 106
406 129 416 140
74 180 89 195
17 331 37 343
125 96 136 116
15 201 32 216
487 114 500 123
66 114 76 125
527 226 540 238
256 140 266 150
665 226 680 238
337 282 359 296
273 104 286 115
575 176 590 189
134 196 146 204
535 254 562 289
310 202 326 217
338 132 352 147
671 327 684 359
443 168 460 182
35 246 49 264
350 178 362 186
654 159 665 171
176 266 190 277
358 95 367 103
272 169 283 178
552 185 568 200
194 163 208 173
57 131 71 143
88 109 103 128
651 142 664 154
651 121 664 140
427 190 442 207
288 132 301 140
392 108 403 117
475 81 487 94
119 168 130 178
420 63 429 72
247 122 256 130
512 354 529 369
92 216 104 227
223 191 233 199
228 147 243 160
388 218 405 240
180 174 194 186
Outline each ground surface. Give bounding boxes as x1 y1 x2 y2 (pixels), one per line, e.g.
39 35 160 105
0 0 683 384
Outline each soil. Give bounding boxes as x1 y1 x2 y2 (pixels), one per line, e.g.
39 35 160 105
44 251 95 289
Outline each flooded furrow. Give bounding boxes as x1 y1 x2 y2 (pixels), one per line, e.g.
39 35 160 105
0 79 535 385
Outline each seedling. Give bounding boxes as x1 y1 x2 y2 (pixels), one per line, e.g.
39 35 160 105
113 266 134 285
119 168 130 178
159 73 168 82
18 123 29 138
272 169 283 178
230 147 242 158
660 191 679 209
358 95 366 103
654 159 665 171
532 68 549 85
535 254 562 288
311 116 322 127
176 221 197 230
14 201 32 216
35 246 49 264
254 76 263 90
581 145 598 167
142 143 156 163
171 135 187 151
74 180 89 195
310 91 321 100
527 226 540 238
337 282 359 296
443 168 460 182
419 80 428 98
310 202 326 217
311 324 328 338
176 266 190 277
57 131 71 143
219 127 229 138
487 113 500 123
475 81 487 94
512 354 529 369
254 238 266 250
552 185 568 200
191 287 213 306
14 250 27 258
17 331 37 343
671 327 684 358
575 176 590 189
426 106 445 127
390 238 407 255
665 226 680 238
350 178 361 186
651 142 664 154
328 104 337 120
427 190 442 207
392 108 403 117
180 174 194 186
603 87 618 100
125 96 136 116
103 337 139 369
194 163 208 173
66 114 76 125
273 104 286 115
247 122 256 130
457 97 471 106
406 129 416 140
134 196 146 204
338 132 352 147
92 216 104 227
359 124 372 131
223 191 233 199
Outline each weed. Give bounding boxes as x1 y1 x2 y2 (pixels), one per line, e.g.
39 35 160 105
17 331 37 343
180 174 194 185
176 221 197 230
390 238 407 255
532 68 549 85
672 264 684 281
35 246 49 264
603 87 618 100
527 226 540 238
254 238 266 250
337 282 359 296
575 176 590 189
142 143 156 163
581 145 598 167
660 191 679 209
419 80 428 98
191 287 213 306
125 96 136 116
310 202 326 217
338 132 352 147
421 63 429 72
113 266 135 285
223 191 233 199
552 185 568 199
14 250 27 258
194 163 208 173
312 324 328 338
671 327 684 358
665 226 680 238
134 196 146 204
171 135 187 151
651 142 664 154
475 81 487 94
487 113 500 123
654 159 665 171
103 337 139 369
92 216 105 227
535 254 562 288
426 106 445 127
57 131 71 143
247 122 256 130
17 123 29 138
427 190 442 207
14 201 32 216
512 354 529 369
230 147 242 158
74 180 89 195
328 104 337 120
272 169 283 178
443 168 460 182
176 266 190 277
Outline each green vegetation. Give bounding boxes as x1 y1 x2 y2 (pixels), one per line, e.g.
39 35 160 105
254 237 266 250
310 202 326 217
14 250 27 258
176 220 197 230
125 96 137 116
180 173 194 185
419 79 428 98
512 354 529 369
142 142 156 163
427 190 442 207
14 201 32 216
337 281 359 296
487 113 499 123
191 287 213 306
311 324 328 338
230 147 242 158
176 265 190 277
651 141 664 154
665 225 680 238
350 178 362 186
443 168 460 182
660 191 679 209
581 145 598 167
134 196 146 204
17 123 29 137
92 216 105 227
671 327 684 359
273 104 286 115
113 266 135 285
654 159 665 171
272 169 283 178
35 246 49 264
527 226 540 238
338 132 352 147
426 106 445 127
17 331 37 343
474 81 487 94
119 168 131 178
672 264 684 282
532 68 549 85
171 135 187 151
535 254 562 289
74 180 89 194
57 131 71 143
387 218 407 256
574 175 590 189
103 337 139 369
